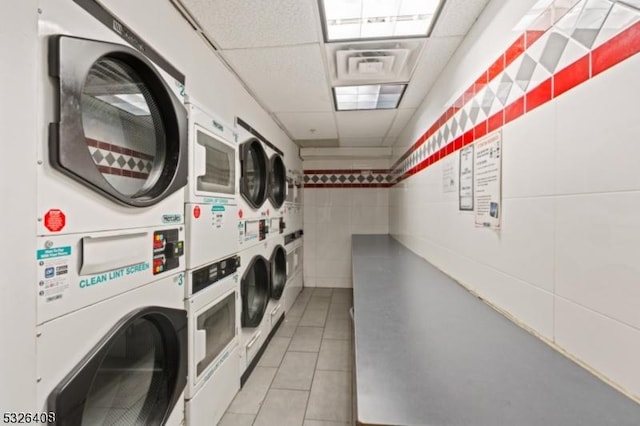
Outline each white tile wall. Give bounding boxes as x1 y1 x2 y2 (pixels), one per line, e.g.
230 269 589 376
303 159 390 289
387 0 640 400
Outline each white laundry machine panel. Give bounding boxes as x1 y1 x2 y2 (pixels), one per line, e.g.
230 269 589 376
37 273 187 426
36 225 185 325
283 231 304 313
185 202 239 271
266 238 286 330
37 1 188 236
185 270 240 425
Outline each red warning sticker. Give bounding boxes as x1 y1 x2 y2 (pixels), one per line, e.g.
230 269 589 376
44 209 66 232
238 209 243 219
193 205 201 219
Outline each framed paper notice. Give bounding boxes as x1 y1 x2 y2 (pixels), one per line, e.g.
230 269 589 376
474 131 502 229
459 145 474 211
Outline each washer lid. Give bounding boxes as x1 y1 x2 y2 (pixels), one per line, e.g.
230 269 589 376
48 307 187 425
49 35 188 207
268 154 287 209
239 139 269 209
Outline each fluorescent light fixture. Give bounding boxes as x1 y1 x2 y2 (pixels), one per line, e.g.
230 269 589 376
320 0 443 41
95 94 151 116
334 84 406 110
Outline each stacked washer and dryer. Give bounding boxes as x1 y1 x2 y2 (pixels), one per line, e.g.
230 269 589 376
283 169 305 312
36 2 188 425
182 100 241 425
236 123 289 383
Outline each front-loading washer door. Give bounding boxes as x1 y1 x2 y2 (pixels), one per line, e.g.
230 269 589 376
268 154 286 209
240 255 270 327
239 139 268 209
48 307 187 426
48 35 188 207
270 245 286 300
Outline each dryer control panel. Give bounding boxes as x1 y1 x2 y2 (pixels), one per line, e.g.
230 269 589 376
191 254 240 295
153 229 185 275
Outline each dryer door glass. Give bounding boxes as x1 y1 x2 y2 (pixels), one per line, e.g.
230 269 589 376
50 36 188 207
270 245 286 300
240 140 268 209
241 256 269 327
196 129 235 195
48 307 187 426
82 58 165 197
196 292 236 377
268 155 286 209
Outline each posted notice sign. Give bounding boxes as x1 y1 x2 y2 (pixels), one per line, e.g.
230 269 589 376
474 131 502 229
459 145 474 210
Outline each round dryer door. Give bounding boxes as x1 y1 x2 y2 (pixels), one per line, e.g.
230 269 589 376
268 154 286 209
49 35 188 207
239 139 269 209
241 255 270 327
48 307 187 425
270 245 287 300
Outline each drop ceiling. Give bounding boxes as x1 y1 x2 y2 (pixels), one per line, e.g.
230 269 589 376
173 0 491 148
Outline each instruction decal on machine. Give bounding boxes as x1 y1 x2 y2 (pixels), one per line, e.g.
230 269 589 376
38 246 72 303
79 262 150 289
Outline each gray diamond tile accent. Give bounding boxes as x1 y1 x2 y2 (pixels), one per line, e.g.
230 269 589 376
320 175 328 183
366 175 374 182
459 109 469 129
311 175 319 183
516 54 537 91
496 74 513 106
137 160 145 171
469 100 481 125
443 124 450 141
540 32 569 72
348 175 355 182
481 87 496 116
127 157 136 169
338 175 346 183
376 175 384 182
145 162 152 172
329 175 337 183
92 149 104 164
450 118 459 136
116 155 126 168
304 175 311 183
357 175 365 183
105 152 116 166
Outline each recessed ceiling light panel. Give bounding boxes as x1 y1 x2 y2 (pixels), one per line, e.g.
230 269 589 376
334 84 407 110
320 0 444 42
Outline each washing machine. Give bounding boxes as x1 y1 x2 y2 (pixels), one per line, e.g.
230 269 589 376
37 273 187 426
266 236 287 330
184 254 241 426
237 123 287 251
237 241 272 379
184 99 239 271
283 230 304 314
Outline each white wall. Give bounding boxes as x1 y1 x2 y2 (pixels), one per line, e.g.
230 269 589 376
390 0 640 399
303 156 389 288
0 0 38 412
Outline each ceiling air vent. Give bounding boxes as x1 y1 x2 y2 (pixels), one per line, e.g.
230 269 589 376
336 48 410 80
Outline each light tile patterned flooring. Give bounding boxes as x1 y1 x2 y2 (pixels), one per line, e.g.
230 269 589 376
220 287 354 426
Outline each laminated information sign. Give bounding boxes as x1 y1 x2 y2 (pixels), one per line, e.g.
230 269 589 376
474 131 502 229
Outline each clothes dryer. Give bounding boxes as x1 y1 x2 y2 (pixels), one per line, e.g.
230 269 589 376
184 99 239 270
38 1 188 237
237 241 272 375
266 237 287 330
185 255 240 426
37 273 187 426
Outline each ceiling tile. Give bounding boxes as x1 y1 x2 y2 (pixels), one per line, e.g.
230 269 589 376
297 139 340 148
336 110 397 138
276 112 338 139
178 0 319 49
386 108 417 138
400 36 463 108
223 45 333 113
383 136 398 146
339 137 384 147
431 0 491 37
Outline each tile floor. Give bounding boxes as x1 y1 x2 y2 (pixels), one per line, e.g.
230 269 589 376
220 287 354 426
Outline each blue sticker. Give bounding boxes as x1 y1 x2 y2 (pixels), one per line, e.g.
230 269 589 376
212 205 226 212
37 246 72 260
